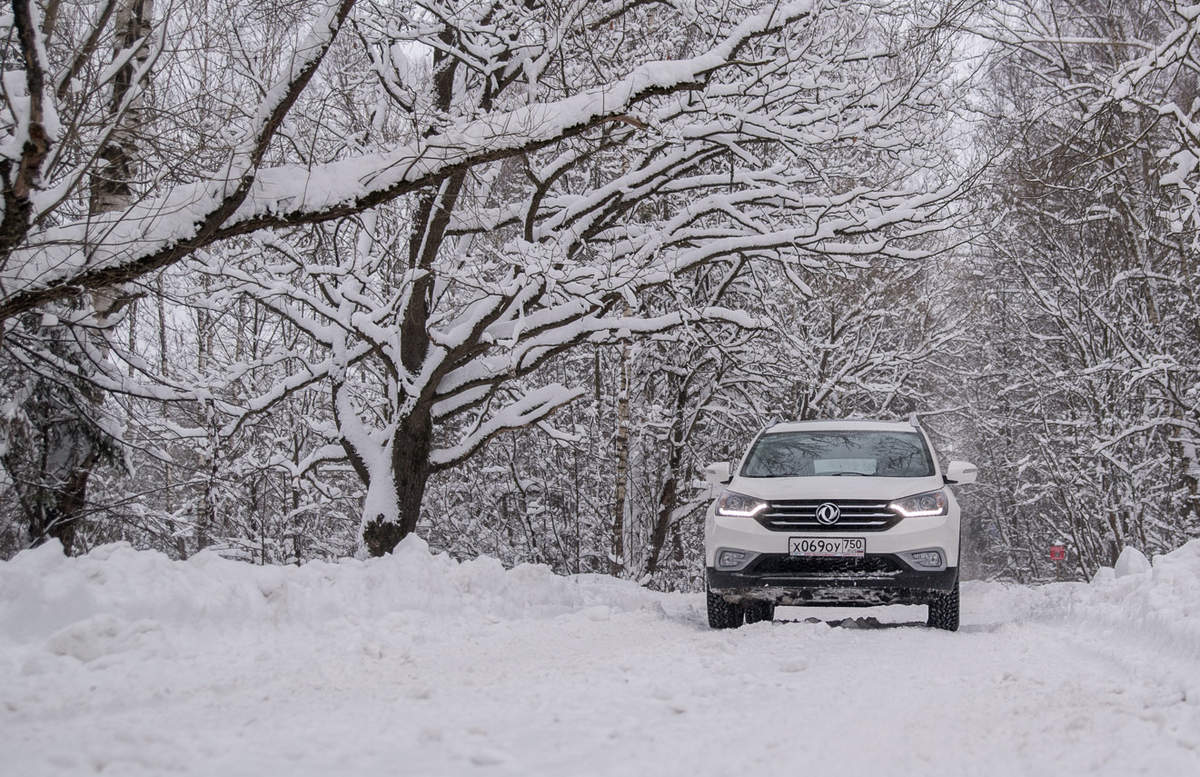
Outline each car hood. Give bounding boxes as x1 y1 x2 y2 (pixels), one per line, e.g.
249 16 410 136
726 475 944 501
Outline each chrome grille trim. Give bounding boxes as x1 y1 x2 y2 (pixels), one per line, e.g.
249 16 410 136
756 499 901 532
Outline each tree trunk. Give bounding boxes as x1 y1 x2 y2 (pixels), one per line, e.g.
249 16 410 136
362 407 435 557
611 332 632 576
13 439 98 553
643 383 688 579
394 411 434 539
359 39 465 555
643 473 678 579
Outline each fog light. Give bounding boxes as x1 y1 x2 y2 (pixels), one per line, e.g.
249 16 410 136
717 550 747 569
911 551 943 568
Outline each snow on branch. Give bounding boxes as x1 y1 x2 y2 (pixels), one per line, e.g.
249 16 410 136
0 0 815 325
428 384 587 470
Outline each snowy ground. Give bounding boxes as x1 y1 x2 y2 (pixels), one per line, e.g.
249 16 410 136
2 539 1198 777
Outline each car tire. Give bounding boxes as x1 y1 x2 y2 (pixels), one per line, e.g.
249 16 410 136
744 599 775 624
707 585 744 629
927 581 960 631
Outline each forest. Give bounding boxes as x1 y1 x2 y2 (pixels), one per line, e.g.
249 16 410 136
2 0 1199 586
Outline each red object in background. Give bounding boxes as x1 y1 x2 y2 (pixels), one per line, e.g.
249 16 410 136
1050 545 1066 561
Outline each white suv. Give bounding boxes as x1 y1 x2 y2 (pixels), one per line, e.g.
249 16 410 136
703 418 977 630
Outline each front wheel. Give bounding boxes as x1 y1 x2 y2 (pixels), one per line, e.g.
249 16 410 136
707 585 744 629
927 581 960 631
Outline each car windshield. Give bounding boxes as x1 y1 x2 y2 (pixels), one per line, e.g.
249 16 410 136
740 430 934 478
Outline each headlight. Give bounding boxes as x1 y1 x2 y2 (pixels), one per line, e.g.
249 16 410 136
716 491 768 517
889 490 948 518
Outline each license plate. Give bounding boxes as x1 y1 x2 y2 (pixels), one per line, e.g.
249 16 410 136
789 537 866 557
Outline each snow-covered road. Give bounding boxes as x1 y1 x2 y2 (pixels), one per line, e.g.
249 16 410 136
2 540 1198 777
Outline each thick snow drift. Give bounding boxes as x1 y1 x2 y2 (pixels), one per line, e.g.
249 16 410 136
0 536 663 645
2 538 1198 776
974 540 1200 692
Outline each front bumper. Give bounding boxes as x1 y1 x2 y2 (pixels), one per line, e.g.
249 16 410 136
707 553 958 606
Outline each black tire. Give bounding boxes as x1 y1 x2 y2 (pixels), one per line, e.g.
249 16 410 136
927 581 960 631
707 585 744 629
744 599 775 625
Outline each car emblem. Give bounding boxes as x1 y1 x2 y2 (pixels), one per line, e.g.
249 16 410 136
815 502 841 525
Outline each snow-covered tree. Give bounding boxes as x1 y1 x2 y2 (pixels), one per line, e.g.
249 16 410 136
2 0 976 559
195 0 972 555
959 0 1200 578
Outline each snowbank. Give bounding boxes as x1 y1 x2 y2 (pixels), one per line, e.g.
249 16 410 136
3 537 1199 777
969 539 1200 679
4 535 1198 660
1078 539 1200 653
0 536 666 651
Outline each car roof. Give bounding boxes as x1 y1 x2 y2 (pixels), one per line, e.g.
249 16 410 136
762 419 922 434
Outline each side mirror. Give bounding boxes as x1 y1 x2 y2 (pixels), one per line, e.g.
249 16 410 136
944 461 978 485
704 462 731 485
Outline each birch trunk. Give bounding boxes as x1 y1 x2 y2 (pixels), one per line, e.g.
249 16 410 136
611 325 632 576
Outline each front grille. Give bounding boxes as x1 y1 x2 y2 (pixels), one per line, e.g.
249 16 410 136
756 499 900 532
750 555 906 578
